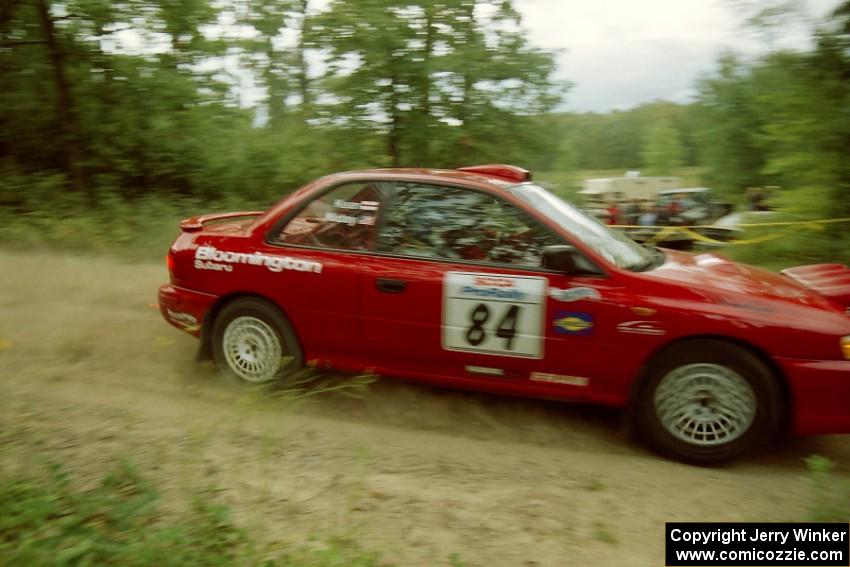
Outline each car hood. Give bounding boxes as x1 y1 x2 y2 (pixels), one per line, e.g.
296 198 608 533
648 249 840 312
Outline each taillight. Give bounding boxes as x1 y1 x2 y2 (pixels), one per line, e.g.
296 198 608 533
166 252 175 274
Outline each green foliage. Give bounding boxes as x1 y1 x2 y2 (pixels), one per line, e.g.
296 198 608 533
726 187 850 268
0 461 249 566
689 6 850 264
697 6 850 264
692 52 767 194
309 0 565 167
804 455 850 522
0 192 211 260
0 0 566 208
592 521 618 545
641 119 684 175
448 552 471 567
694 14 849 202
0 461 389 566
549 101 698 172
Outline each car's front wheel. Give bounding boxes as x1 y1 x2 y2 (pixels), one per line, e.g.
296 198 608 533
634 340 783 464
211 297 303 385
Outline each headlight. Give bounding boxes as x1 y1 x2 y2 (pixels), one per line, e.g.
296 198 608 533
842 336 850 360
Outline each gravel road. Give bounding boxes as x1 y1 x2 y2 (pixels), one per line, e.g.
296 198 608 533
1 250 847 566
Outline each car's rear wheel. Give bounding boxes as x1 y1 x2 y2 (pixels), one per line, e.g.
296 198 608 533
634 340 783 464
211 298 302 385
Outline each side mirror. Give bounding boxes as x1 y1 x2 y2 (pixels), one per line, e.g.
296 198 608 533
542 245 603 276
542 245 579 273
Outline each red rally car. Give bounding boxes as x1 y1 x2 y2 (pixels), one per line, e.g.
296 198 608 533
159 164 850 464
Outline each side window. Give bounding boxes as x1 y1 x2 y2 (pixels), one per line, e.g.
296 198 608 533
278 182 389 250
377 183 562 268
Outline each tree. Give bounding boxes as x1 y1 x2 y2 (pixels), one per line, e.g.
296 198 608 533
1 0 90 195
310 0 564 167
0 0 248 203
693 53 767 193
641 119 683 175
731 0 806 49
0 0 568 210
691 4 850 263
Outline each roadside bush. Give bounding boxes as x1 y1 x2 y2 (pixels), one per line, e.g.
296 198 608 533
0 460 387 566
0 171 276 261
0 460 248 566
725 186 850 268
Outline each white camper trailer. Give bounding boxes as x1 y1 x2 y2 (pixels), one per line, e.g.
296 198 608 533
580 176 681 202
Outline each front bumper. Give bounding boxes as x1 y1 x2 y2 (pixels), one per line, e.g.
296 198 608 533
778 357 850 435
158 284 218 337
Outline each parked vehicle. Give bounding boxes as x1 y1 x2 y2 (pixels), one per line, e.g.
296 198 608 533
580 175 682 203
582 181 735 249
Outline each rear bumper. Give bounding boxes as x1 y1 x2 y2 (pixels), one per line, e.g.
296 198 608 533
778 357 850 435
158 284 218 337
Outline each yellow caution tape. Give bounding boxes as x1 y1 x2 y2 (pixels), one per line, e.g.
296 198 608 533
614 217 850 230
612 217 850 247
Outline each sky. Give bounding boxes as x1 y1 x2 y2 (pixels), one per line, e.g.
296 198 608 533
515 0 845 112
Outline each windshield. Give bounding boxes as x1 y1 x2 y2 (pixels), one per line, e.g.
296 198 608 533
508 183 655 271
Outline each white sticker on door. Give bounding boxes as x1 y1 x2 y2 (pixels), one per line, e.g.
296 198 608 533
442 272 547 359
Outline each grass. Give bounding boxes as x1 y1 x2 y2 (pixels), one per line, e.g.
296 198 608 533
8 446 841 567
805 455 850 522
0 459 387 567
581 478 607 492
592 521 618 545
0 193 272 262
0 325 388 567
448 553 471 567
1 460 250 566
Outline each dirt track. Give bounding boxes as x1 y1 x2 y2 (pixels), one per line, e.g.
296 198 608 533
1 249 848 566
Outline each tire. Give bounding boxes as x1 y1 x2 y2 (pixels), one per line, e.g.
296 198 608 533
211 297 303 386
634 339 783 465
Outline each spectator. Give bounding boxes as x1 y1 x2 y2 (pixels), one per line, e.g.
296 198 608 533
623 199 641 226
639 204 658 226
668 194 683 217
667 194 686 225
606 202 621 225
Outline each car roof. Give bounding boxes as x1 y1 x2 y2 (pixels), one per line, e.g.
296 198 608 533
348 167 520 188
255 166 528 231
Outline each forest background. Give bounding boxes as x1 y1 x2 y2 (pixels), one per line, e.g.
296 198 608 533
1 0 848 267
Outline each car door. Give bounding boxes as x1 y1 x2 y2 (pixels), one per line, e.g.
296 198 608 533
361 181 630 399
266 180 390 366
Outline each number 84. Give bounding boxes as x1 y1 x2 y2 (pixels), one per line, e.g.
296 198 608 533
466 303 520 350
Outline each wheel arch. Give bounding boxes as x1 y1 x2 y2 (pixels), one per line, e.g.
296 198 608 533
627 334 792 434
197 292 294 361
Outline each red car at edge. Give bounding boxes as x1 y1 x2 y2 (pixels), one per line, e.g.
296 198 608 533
159 165 850 464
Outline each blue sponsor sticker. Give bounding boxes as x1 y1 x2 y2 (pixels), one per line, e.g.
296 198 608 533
460 285 526 301
553 311 594 336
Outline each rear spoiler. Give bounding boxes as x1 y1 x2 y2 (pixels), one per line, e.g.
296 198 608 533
179 211 264 232
782 264 850 307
